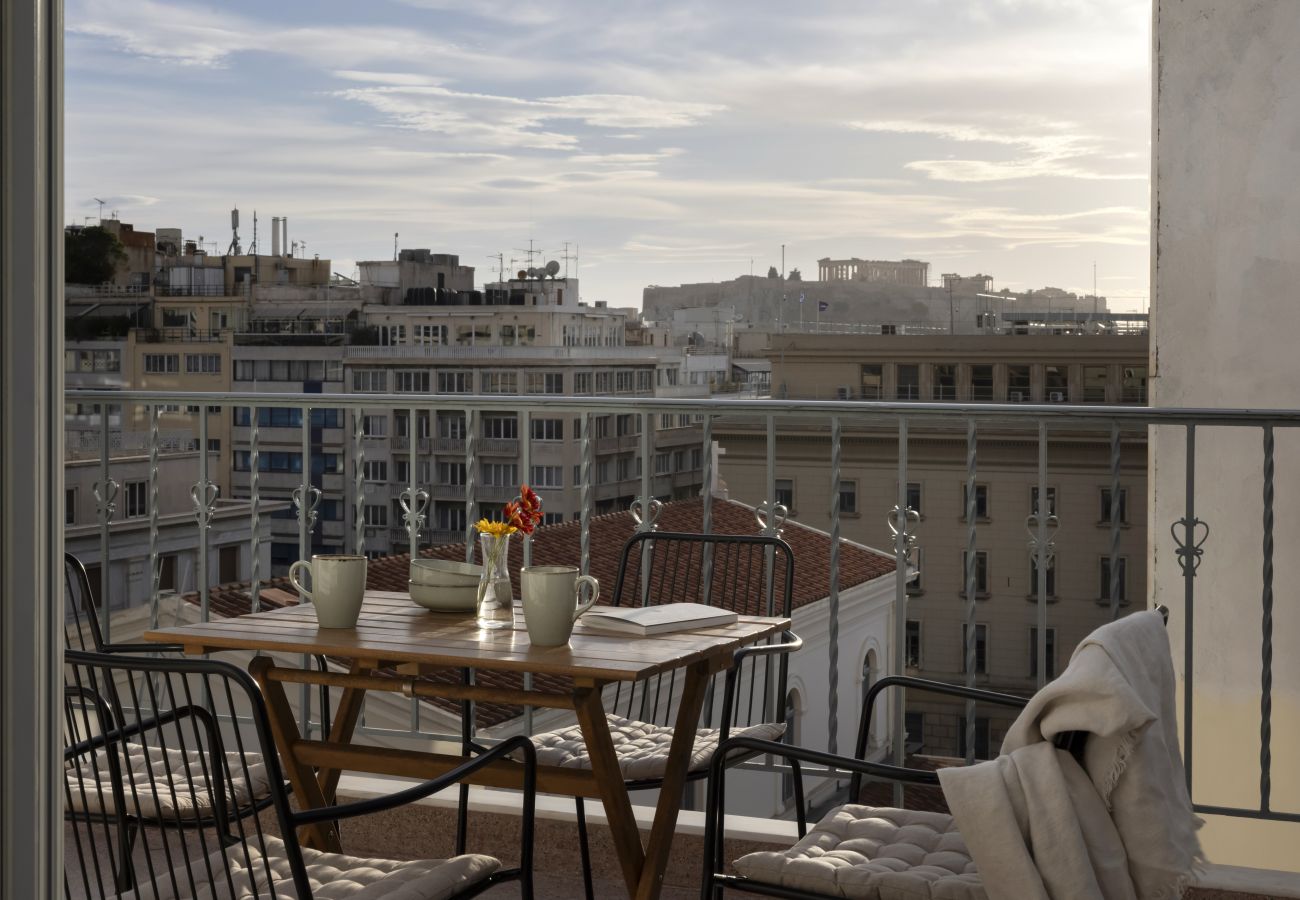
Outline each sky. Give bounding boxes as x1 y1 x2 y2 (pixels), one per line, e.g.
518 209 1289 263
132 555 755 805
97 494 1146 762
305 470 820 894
65 0 1152 311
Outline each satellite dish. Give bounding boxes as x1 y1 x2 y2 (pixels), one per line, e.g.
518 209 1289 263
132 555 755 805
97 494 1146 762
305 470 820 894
544 259 561 277
526 267 538 278
516 270 528 280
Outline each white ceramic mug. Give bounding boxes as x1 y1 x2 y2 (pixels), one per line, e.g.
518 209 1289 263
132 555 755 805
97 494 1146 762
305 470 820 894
521 566 600 647
289 554 367 628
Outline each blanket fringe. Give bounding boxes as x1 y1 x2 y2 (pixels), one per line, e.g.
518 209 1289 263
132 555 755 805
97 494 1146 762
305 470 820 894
1100 729 1140 808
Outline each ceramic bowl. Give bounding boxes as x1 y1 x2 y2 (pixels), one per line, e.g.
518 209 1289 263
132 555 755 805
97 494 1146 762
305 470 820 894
410 558 482 587
408 580 480 613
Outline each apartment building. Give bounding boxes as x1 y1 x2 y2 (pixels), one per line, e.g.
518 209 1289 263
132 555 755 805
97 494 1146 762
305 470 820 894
716 331 1149 758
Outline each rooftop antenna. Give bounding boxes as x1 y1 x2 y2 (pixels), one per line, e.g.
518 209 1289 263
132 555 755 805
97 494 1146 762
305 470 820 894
393 232 398 261
561 241 574 278
93 197 106 221
249 211 258 255
227 207 241 256
489 252 505 284
513 239 541 271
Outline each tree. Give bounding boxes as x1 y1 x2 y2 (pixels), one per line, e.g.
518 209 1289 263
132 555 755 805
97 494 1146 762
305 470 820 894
788 268 802 281
767 265 780 279
65 226 126 285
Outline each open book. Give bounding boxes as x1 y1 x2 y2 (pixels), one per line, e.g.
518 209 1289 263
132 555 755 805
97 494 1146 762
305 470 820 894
581 602 738 637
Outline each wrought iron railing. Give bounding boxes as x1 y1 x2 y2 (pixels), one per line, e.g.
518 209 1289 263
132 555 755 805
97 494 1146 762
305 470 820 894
62 388 1296 826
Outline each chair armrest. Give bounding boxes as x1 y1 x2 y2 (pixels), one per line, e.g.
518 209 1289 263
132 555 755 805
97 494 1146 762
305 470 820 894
720 630 802 741
101 641 186 655
714 735 943 787
291 735 538 827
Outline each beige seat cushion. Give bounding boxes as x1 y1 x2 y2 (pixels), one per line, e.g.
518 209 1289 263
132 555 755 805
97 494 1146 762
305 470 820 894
124 833 500 900
65 741 271 821
529 713 785 782
733 804 985 900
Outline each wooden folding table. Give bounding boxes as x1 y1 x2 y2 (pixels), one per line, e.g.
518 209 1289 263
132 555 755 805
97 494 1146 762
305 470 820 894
144 591 789 900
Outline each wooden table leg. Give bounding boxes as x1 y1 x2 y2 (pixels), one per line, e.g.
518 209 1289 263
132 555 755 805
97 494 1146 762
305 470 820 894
636 659 711 900
573 682 645 897
316 661 369 803
250 656 341 852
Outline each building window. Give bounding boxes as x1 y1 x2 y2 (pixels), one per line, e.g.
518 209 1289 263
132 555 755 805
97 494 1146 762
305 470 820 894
124 480 148 519
1007 365 1032 402
352 369 388 392
436 504 467 532
143 353 179 374
1083 365 1108 402
1100 487 1128 524
482 463 519 487
654 452 672 475
906 482 922 515
438 461 466 485
774 478 794 510
1029 627 1057 680
1121 367 1147 403
158 554 177 592
838 480 857 514
1100 557 1128 603
860 364 883 400
970 364 994 401
437 371 472 393
961 623 988 674
1044 365 1068 402
1030 486 1057 517
530 465 563 488
430 414 462 441
932 364 957 401
525 372 564 394
905 619 922 668
395 460 411 484
394 370 431 392
482 371 517 394
378 324 406 346
961 551 989 596
207 438 220 453
531 418 563 441
962 484 989 520
542 512 564 526
185 353 221 374
65 488 76 525
574 372 593 394
896 364 920 400
1029 557 1056 598
615 371 634 393
595 371 614 394
363 505 388 527
394 410 430 438
362 415 386 437
413 324 446 345
66 349 121 372
363 460 388 482
905 711 924 746
482 415 518 440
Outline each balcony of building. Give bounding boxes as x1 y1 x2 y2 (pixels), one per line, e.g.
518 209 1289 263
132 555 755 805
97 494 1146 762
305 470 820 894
56 387 1300 899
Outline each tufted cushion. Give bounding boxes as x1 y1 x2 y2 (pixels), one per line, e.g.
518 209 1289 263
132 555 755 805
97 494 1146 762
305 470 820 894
65 741 271 821
124 833 500 900
528 713 785 781
733 805 985 900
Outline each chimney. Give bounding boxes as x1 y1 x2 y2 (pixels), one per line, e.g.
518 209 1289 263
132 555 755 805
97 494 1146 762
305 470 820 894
271 217 281 257
282 217 288 257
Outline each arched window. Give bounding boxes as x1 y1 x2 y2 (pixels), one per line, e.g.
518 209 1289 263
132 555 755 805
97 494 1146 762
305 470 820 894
781 689 800 806
863 649 880 747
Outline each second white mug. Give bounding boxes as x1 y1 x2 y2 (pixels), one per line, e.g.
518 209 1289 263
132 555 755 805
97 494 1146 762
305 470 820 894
520 566 599 647
289 554 367 628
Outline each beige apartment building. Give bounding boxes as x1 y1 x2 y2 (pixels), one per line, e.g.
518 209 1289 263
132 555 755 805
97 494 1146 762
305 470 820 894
717 332 1149 758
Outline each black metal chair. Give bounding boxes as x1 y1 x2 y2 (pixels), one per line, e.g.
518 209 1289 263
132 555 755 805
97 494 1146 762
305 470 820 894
700 608 1173 899
62 551 332 884
522 531 803 900
63 648 537 899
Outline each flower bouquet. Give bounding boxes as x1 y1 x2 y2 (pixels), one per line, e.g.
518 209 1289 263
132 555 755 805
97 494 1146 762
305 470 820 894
474 485 543 629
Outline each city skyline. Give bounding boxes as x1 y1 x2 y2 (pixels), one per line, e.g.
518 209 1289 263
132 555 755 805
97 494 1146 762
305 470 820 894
67 0 1151 309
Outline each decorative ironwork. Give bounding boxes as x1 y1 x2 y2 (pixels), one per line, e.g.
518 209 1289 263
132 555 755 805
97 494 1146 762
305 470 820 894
398 486 429 536
1170 516 1209 575
755 500 788 535
1025 512 1060 565
190 481 219 530
630 496 662 531
292 484 322 533
93 478 119 522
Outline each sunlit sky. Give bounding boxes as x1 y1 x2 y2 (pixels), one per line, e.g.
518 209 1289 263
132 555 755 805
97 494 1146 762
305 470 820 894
66 0 1152 310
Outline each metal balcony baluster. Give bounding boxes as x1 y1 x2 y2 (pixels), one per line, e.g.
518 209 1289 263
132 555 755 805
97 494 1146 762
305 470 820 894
580 413 592 577
95 403 117 642
827 415 843 756
964 419 978 764
148 405 160 629
1109 422 1122 621
1260 425 1274 814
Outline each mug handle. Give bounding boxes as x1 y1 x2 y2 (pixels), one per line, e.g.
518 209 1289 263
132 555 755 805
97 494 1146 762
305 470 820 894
572 575 600 622
288 560 314 603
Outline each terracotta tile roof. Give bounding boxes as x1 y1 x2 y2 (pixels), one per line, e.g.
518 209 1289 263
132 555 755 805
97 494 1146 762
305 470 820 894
188 498 895 729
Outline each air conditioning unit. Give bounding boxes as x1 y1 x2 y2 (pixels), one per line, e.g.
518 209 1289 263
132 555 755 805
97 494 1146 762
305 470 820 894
1049 391 1065 402
835 386 852 400
1010 390 1027 402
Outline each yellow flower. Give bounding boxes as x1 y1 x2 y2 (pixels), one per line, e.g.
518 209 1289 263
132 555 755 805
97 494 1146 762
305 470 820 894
475 519 517 538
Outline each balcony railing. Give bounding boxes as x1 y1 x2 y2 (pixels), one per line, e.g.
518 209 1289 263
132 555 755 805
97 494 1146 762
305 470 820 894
346 344 676 361
63 387 1299 833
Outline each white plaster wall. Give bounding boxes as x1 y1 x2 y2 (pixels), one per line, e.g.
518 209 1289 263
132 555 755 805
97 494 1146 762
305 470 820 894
1152 0 1300 870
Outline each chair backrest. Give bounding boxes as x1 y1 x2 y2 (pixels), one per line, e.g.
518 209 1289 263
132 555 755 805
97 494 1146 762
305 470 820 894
606 531 795 735
64 552 107 652
63 649 305 900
